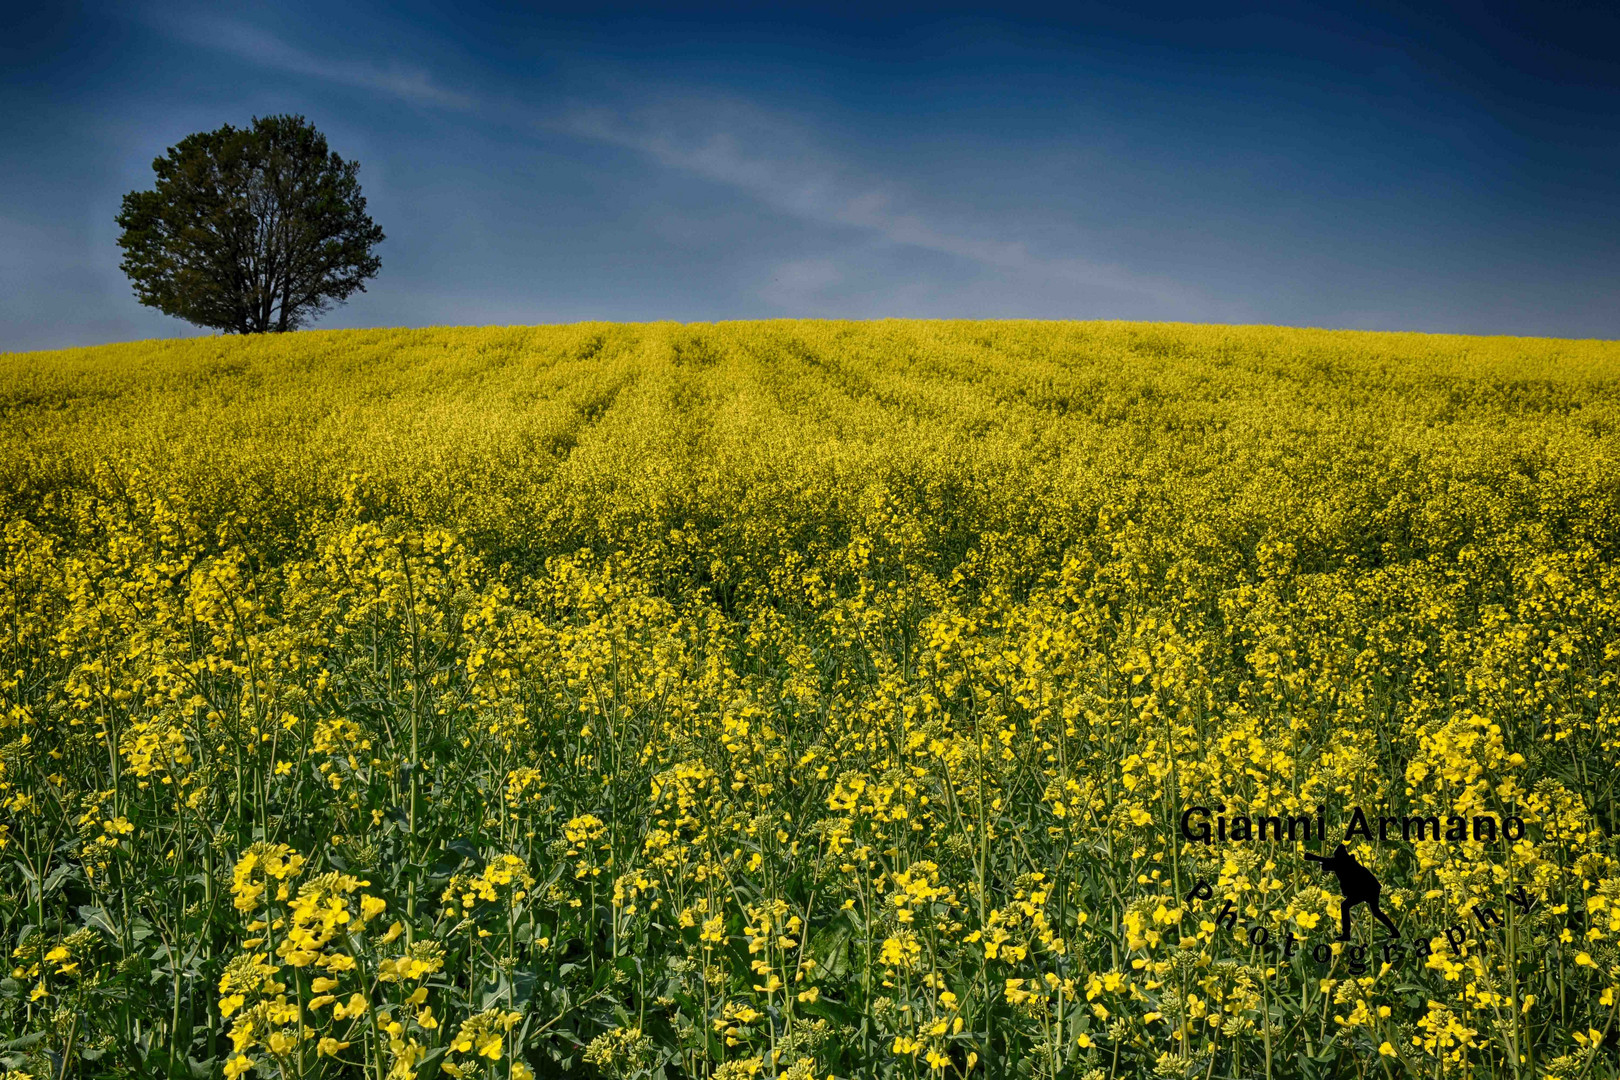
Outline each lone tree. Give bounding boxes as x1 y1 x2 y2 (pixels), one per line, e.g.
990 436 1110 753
117 115 384 333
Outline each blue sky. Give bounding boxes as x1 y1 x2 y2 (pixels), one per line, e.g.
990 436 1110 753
3 1 1618 350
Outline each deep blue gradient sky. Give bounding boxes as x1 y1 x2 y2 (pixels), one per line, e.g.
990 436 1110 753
4 1 1619 350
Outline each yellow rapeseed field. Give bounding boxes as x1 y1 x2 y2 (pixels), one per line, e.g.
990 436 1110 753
2 320 1619 1080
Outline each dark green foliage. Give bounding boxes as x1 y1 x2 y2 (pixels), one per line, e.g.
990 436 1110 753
116 115 384 334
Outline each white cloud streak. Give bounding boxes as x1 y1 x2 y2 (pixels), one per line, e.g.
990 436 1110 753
157 15 474 109
554 101 1204 311
152 16 1204 315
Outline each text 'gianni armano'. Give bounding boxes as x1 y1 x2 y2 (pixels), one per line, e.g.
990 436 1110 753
1179 804 1527 847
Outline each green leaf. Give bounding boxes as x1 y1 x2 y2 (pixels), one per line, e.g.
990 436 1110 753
414 1045 449 1080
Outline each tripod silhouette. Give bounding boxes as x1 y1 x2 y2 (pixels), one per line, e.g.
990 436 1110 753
1304 844 1399 940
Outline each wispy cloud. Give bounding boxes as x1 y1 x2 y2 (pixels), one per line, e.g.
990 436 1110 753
554 99 1205 312
156 15 474 109
147 15 1205 316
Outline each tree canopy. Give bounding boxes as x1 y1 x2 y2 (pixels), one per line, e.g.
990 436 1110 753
116 115 384 333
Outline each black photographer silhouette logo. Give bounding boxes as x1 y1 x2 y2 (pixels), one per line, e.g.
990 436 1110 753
1303 843 1398 940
